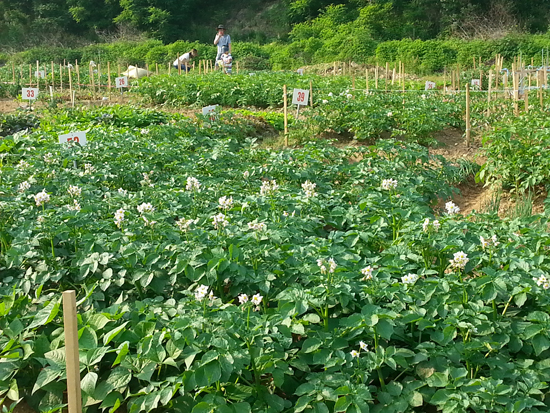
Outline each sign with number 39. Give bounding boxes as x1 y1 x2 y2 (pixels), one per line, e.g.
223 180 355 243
59 131 87 146
115 76 128 88
292 88 309 106
22 88 39 100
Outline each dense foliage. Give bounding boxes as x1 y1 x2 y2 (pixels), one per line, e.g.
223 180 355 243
0 103 550 413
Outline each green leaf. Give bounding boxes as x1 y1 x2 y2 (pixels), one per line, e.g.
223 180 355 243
408 391 423 407
32 366 62 394
29 299 60 329
376 319 393 340
334 395 352 412
113 342 129 367
514 292 527 308
426 372 448 388
81 372 98 395
88 314 111 330
103 322 129 345
532 334 550 356
302 338 322 353
191 402 212 413
79 326 98 349
107 367 132 389
295 395 313 412
195 361 221 387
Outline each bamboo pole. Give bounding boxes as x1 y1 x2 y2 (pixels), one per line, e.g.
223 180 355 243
375 66 378 90
36 60 40 89
352 74 355 90
443 68 447 93
192 61 195 73
366 68 369 93
333 62 337 76
487 71 492 115
12 62 15 84
525 86 529 112
60 64 64 92
90 65 95 100
168 62 171 75
76 61 81 92
28 64 32 87
391 67 396 85
69 67 73 104
63 291 83 413
283 85 288 146
108 62 111 101
146 63 149 77
51 62 55 89
465 83 471 147
156 63 159 75
236 61 239 74
540 70 544 109
504 73 508 99
385 62 389 91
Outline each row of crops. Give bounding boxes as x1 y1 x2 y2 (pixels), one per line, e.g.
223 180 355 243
0 97 549 413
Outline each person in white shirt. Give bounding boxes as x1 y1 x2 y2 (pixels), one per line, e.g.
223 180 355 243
217 46 233 75
173 49 198 72
214 25 231 69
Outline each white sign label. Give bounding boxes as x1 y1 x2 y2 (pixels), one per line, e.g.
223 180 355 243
471 79 481 87
34 70 45 79
22 88 39 100
202 105 219 121
297 69 304 76
115 76 128 88
59 131 87 146
292 88 309 106
249 73 256 76
425 81 436 90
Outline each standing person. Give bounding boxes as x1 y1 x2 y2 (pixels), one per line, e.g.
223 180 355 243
173 49 198 72
214 25 231 69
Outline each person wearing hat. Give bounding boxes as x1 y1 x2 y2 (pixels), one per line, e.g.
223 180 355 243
214 25 231 69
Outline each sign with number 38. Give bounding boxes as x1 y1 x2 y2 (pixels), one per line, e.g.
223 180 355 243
292 88 309 106
22 88 39 100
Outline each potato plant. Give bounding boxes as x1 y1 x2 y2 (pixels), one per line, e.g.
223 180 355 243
0 105 549 413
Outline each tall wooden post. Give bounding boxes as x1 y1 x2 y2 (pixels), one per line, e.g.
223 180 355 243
465 84 471 147
36 60 40 89
63 291 83 413
76 61 81 92
310 80 313 106
60 64 63 92
366 68 369 93
283 85 288 146
375 66 378 90
107 62 112 101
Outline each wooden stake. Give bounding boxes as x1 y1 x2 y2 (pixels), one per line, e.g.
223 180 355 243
29 64 32 87
156 63 159 75
108 62 111 101
487 71 492 115
236 61 239 74
76 61 81 92
90 66 95 100
63 291 83 413
385 62 389 92
391 68 396 85
443 68 447 93
283 85 288 146
524 86 529 112
36 60 40 89
504 73 508 99
12 62 15 84
375 66 378 89
540 70 544 109
366 68 369 93
146 63 149 77
465 83 471 147
60 64 63 92
69 67 73 106
177 54 181 75
192 61 195 73
352 74 355 90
